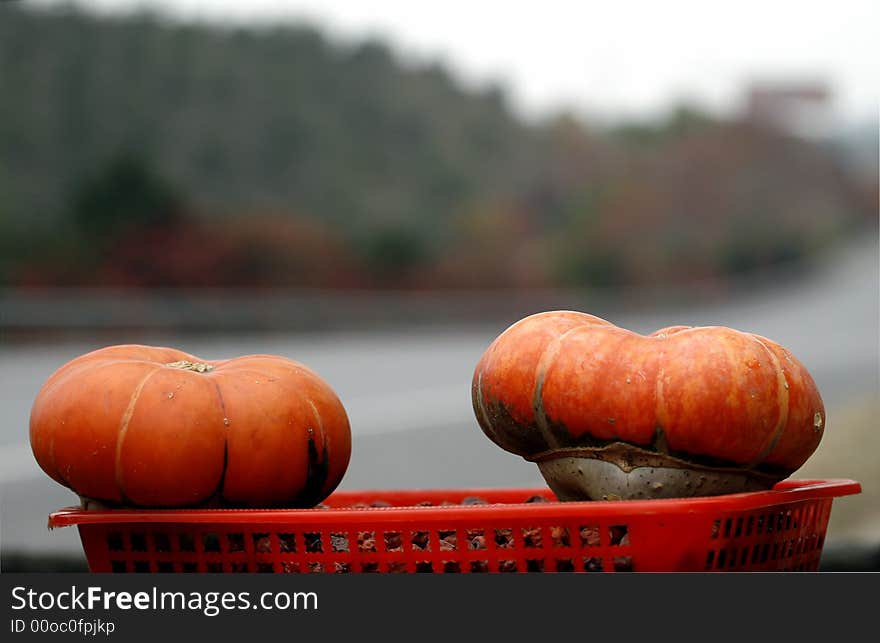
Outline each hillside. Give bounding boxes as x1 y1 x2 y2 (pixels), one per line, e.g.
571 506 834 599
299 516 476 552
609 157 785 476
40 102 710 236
0 4 873 290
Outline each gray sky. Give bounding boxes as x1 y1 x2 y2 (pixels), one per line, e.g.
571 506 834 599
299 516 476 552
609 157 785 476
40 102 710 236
27 0 880 126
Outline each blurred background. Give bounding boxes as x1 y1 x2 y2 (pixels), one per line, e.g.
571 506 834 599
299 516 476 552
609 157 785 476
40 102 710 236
1 0 877 571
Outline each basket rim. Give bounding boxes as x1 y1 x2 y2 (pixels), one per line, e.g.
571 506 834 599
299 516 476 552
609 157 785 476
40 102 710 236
47 478 861 529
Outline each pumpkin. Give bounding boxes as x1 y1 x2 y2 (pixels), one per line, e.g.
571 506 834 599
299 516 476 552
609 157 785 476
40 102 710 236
29 345 351 508
472 311 825 501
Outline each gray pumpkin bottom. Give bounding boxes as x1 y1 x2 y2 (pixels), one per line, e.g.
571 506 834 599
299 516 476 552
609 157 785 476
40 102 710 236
535 446 784 501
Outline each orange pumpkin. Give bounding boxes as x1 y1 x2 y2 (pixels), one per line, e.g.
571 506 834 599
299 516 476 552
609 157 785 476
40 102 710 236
30 345 351 508
472 311 825 500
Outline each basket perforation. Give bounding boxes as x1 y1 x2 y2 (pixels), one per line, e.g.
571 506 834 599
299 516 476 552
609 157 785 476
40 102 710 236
54 480 859 573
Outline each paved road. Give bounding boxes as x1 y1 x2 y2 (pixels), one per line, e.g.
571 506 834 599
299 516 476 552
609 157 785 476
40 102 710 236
1 236 877 563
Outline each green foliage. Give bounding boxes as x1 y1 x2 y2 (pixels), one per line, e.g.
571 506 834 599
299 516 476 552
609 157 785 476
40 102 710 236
610 104 716 149
0 3 870 291
360 225 429 282
0 4 523 233
72 153 182 242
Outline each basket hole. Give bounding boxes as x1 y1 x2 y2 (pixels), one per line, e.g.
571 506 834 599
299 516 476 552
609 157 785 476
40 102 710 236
130 533 148 552
443 561 461 573
710 519 721 539
613 556 633 572
760 543 770 563
279 533 297 553
227 533 245 553
256 563 274 573
281 562 300 574
609 525 629 546
717 549 728 568
304 532 323 553
499 560 518 573
756 514 765 534
333 562 352 574
308 562 325 573
580 525 600 548
745 516 754 536
734 517 743 538
111 560 127 573
555 559 575 572
410 530 430 551
525 494 549 503
153 533 171 553
727 547 738 568
178 534 196 552
494 528 514 549
133 561 150 573
740 548 749 566
253 533 272 553
526 559 544 573
439 530 457 551
182 562 198 573
705 550 715 569
723 518 732 538
207 562 224 573
583 557 604 572
522 527 542 548
156 561 174 573
331 532 349 553
202 533 221 553
415 562 434 573
231 563 248 573
357 531 376 553
470 561 489 573
360 562 380 573
107 532 125 551
466 529 486 550
551 526 570 548
384 531 403 552
387 562 407 574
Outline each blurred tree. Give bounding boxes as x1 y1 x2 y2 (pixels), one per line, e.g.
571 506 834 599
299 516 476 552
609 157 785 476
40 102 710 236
360 224 429 286
0 3 873 292
71 152 183 244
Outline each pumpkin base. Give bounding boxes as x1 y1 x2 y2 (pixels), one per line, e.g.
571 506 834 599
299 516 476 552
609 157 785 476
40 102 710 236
533 444 784 501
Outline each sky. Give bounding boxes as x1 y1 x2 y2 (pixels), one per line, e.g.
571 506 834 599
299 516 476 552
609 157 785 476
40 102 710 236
25 0 880 127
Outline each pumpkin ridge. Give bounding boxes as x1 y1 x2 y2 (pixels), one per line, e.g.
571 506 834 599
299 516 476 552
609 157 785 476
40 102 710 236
114 365 161 503
746 335 790 467
29 362 96 486
305 398 330 498
532 322 598 450
653 333 670 443
294 426 330 508
212 380 231 500
473 371 493 441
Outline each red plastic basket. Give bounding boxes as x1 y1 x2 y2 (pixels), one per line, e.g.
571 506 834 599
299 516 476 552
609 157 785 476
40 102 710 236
48 478 860 573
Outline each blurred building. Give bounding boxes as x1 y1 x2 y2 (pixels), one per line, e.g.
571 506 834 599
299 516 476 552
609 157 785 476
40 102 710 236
744 82 835 140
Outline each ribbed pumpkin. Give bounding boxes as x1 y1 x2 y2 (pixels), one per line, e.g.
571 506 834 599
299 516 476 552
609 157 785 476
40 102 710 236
30 345 351 508
472 311 825 500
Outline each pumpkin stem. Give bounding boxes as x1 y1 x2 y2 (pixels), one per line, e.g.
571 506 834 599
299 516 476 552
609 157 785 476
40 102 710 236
165 360 214 373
